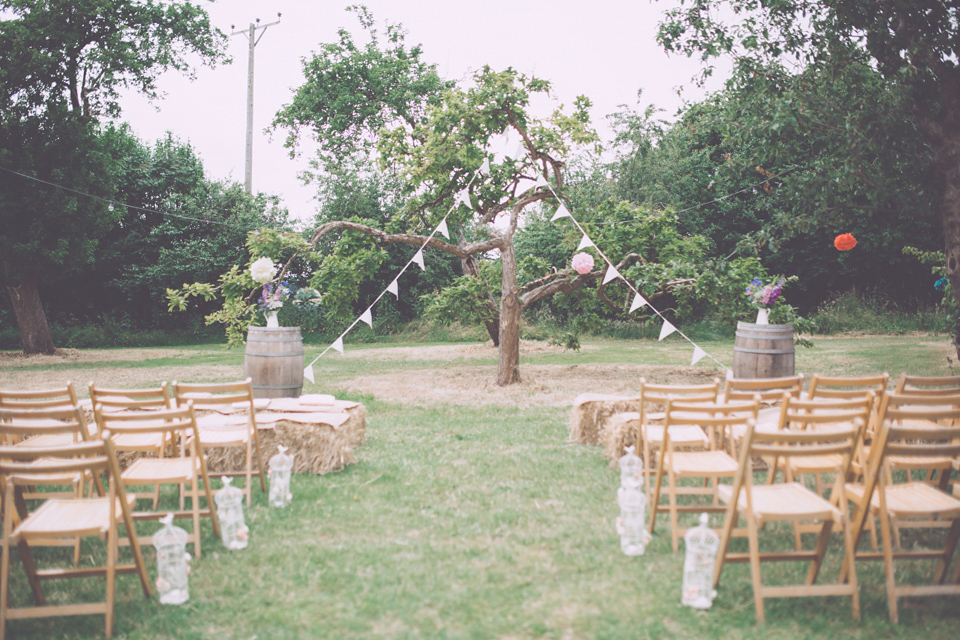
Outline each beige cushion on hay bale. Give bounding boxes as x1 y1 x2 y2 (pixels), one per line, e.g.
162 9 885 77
569 393 641 445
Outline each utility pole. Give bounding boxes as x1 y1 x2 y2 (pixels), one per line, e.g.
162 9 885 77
231 14 281 194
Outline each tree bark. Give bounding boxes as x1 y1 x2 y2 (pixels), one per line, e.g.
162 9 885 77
496 241 521 386
5 275 56 355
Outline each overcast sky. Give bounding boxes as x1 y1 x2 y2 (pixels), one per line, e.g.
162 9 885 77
119 0 729 223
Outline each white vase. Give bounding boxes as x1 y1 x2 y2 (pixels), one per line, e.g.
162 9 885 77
756 308 770 325
266 311 279 328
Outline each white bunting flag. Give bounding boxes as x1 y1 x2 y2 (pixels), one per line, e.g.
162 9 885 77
412 250 425 271
659 320 677 341
331 336 344 354
480 157 491 174
577 235 594 250
455 191 471 210
550 204 571 221
514 141 526 159
360 308 373 328
602 264 621 285
691 346 706 366
534 174 549 189
436 218 450 239
629 293 648 313
303 364 315 384
387 279 399 298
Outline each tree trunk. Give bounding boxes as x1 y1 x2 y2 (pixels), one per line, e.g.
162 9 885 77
6 275 56 355
496 242 521 386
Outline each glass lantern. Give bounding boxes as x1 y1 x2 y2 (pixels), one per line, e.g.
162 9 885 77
268 444 294 508
215 476 249 550
618 445 644 490
682 513 720 609
616 481 651 556
152 513 191 605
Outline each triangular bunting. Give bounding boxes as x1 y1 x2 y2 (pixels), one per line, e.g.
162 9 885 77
602 264 621 285
303 364 315 384
436 218 449 239
412 250 425 271
387 279 399 298
455 191 471 210
550 204 571 221
360 308 373 328
577 235 594 250
691 346 706 365
658 320 676 341
534 174 549 188
480 158 491 174
514 141 526 159
331 336 344 354
629 293 648 313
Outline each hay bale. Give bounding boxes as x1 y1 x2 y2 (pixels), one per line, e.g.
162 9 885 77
602 411 640 466
568 393 640 445
205 404 366 475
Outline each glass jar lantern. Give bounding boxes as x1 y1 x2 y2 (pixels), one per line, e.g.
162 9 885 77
618 445 644 489
215 476 249 550
268 444 294 508
152 513 191 605
616 481 651 556
682 513 720 609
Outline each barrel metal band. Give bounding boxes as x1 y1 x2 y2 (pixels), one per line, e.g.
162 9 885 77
245 350 304 357
733 347 795 355
252 384 304 390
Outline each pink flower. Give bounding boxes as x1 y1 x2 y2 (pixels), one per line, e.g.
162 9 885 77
572 252 594 275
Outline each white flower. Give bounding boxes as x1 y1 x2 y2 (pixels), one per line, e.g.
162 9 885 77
250 257 276 284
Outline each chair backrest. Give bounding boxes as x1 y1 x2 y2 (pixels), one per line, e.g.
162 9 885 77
0 406 92 443
89 381 173 411
778 393 876 431
663 396 761 450
0 381 80 410
95 402 202 455
171 378 256 413
894 374 960 397
723 374 804 405
878 392 960 427
808 373 889 400
637 378 720 421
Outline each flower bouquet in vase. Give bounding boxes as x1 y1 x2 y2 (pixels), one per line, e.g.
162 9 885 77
745 278 785 324
250 257 290 328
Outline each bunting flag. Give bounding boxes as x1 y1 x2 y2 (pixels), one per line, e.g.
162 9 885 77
691 346 706 365
331 336 344 354
577 234 594 250
359 308 373 328
602 264 621 285
387 279 399 298
534 174 549 189
551 204 571 221
455 191 471 210
412 250 425 270
629 293 648 313
480 157 491 174
514 141 526 159
303 364 315 384
659 320 677 341
436 218 450 239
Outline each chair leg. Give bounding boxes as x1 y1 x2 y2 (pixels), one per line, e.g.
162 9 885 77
933 518 960 584
746 513 766 623
806 519 834 585
669 469 680 553
878 502 899 623
191 473 203 560
841 515 861 621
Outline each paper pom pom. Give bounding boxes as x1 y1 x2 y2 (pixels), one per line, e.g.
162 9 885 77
572 252 594 275
834 233 857 251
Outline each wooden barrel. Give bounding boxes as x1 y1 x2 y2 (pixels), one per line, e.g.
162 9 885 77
244 326 304 398
732 322 795 379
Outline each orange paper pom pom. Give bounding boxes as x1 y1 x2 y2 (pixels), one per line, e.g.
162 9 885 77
834 233 857 251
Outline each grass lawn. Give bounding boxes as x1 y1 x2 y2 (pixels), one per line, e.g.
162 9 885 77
0 333 957 638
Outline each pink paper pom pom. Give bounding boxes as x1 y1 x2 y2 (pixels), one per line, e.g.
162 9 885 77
572 252 594 275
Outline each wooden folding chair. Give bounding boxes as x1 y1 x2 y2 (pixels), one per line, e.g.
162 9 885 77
648 396 760 552
633 378 721 503
95 402 220 559
0 382 95 443
894 373 960 397
0 407 105 564
764 393 875 549
171 379 265 507
0 439 151 639
844 394 960 623
89 382 174 507
714 418 861 623
722 374 804 455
